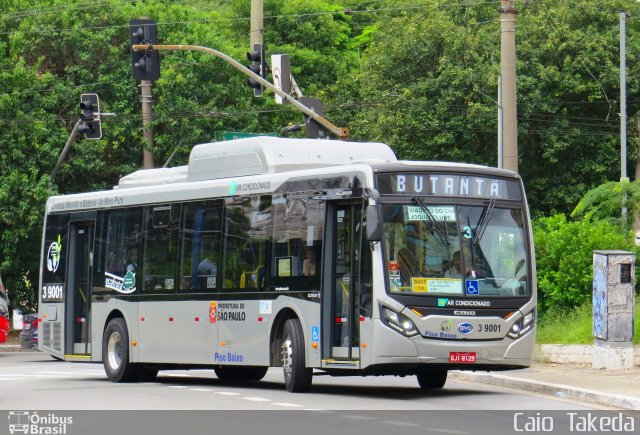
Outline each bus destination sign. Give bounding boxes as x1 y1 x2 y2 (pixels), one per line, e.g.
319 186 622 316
376 173 522 201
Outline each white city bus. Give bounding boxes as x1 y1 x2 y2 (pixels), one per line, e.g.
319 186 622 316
38 136 536 392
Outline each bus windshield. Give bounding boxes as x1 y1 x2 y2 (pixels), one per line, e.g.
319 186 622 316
382 202 529 297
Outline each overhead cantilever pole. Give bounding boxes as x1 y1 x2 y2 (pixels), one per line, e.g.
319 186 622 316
132 44 349 139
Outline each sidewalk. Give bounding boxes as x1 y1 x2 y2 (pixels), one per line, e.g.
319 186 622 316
451 361 640 410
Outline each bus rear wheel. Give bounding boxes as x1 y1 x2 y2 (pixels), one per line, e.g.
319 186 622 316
416 368 448 389
103 318 140 382
214 366 268 383
281 318 312 393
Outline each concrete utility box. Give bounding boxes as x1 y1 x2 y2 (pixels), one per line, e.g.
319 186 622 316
592 250 636 369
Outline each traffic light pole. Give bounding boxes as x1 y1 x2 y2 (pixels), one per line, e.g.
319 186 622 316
50 119 83 185
132 44 349 139
140 80 155 169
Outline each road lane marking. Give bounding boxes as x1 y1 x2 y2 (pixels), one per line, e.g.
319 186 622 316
244 397 271 402
169 386 188 389
189 388 213 392
273 402 304 408
429 429 472 434
37 371 103 376
214 392 240 396
381 421 419 427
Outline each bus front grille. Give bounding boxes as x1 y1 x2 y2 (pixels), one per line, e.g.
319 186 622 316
43 322 62 352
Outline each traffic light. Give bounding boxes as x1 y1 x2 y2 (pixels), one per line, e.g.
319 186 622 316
301 97 330 139
246 43 266 96
130 19 160 82
78 93 102 140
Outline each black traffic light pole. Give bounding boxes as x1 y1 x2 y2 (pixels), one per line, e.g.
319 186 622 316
131 43 349 139
50 119 83 185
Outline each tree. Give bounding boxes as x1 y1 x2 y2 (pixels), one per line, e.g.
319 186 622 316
572 180 640 231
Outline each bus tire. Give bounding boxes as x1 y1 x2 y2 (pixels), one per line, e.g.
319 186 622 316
281 318 312 393
102 318 140 382
416 368 447 389
214 366 268 383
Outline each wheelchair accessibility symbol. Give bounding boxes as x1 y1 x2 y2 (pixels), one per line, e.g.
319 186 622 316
465 280 479 295
311 326 320 342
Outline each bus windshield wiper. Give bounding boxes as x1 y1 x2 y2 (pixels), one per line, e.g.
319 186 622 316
414 196 449 246
474 199 496 245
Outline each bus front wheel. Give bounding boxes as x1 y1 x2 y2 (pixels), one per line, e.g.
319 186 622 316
281 319 312 392
416 368 448 389
103 318 140 382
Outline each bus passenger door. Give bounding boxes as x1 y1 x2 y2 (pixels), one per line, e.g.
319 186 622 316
323 201 363 364
65 220 94 357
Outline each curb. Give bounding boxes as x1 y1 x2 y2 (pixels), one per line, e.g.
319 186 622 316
535 344 640 367
0 344 36 353
450 371 640 411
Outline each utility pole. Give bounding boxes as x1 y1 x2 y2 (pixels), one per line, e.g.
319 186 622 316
140 80 155 169
498 75 503 168
131 18 159 169
500 0 518 173
620 11 628 182
250 0 264 47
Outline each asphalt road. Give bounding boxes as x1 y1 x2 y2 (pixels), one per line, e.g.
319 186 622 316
2 352 624 435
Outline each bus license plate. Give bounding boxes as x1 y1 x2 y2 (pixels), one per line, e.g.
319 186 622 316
449 352 476 363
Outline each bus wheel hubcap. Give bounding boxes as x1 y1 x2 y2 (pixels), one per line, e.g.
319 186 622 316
281 337 293 377
107 332 122 370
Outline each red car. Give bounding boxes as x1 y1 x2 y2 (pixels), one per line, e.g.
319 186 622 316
0 274 9 344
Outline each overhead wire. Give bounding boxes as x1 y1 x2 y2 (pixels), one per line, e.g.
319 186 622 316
0 1 501 36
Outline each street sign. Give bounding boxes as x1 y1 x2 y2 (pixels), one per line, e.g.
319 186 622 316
214 131 277 141
271 54 291 105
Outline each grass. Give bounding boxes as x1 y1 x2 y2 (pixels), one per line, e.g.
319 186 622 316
536 296 640 345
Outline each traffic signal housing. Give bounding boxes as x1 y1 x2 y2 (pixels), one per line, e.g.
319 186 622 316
246 43 266 96
78 93 102 140
301 97 330 139
130 19 160 82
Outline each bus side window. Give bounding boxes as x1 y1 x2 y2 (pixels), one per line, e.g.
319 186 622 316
143 205 179 292
222 195 271 291
270 196 324 289
103 209 143 287
179 200 222 292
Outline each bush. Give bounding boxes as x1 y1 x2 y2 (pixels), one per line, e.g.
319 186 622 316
533 214 637 314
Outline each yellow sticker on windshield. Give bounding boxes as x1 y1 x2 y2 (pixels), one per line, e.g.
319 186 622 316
411 277 429 292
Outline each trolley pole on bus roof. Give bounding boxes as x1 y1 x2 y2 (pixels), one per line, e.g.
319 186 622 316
131 43 349 139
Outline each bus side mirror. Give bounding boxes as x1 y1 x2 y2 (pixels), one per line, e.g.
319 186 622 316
366 204 382 242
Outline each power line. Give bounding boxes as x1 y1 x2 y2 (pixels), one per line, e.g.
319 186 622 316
3 0 138 18
0 1 501 37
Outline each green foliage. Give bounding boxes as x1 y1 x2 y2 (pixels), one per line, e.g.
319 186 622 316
537 297 640 345
572 180 640 231
536 302 595 345
533 214 636 313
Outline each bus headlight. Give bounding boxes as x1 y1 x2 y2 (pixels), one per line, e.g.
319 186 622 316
381 306 418 337
507 309 535 339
